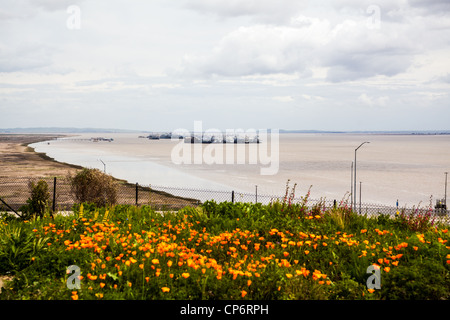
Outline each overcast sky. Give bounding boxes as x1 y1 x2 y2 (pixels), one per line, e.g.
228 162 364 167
1 0 450 132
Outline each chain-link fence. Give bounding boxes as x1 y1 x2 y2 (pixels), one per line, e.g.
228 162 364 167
0 176 449 224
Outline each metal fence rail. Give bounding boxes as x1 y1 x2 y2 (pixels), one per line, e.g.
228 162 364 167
0 176 448 224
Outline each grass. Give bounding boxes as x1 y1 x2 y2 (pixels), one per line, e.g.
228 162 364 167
0 197 449 300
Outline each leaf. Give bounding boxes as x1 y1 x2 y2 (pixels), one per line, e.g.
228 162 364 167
107 272 118 281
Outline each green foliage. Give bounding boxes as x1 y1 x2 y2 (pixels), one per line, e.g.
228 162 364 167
0 223 50 274
0 197 448 300
381 259 450 300
19 179 50 220
69 168 118 207
328 273 366 300
394 199 437 232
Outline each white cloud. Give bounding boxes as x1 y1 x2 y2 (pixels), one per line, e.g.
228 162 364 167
184 0 306 22
301 94 325 101
181 11 424 83
358 93 389 107
273 95 294 102
180 17 329 77
0 42 54 72
1 0 450 131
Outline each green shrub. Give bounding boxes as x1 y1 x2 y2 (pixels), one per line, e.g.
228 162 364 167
69 168 118 207
20 179 50 220
381 259 450 299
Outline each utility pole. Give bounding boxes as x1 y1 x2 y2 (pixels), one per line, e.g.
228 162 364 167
354 142 370 212
351 162 353 209
359 181 362 215
445 172 448 211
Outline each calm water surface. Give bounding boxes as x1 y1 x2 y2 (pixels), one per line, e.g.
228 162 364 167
30 133 450 207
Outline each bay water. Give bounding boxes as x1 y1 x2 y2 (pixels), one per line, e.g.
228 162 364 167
30 133 450 207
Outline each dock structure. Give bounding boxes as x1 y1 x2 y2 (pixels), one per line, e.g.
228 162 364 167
183 133 260 144
144 132 261 144
91 137 113 142
58 137 114 142
145 132 173 140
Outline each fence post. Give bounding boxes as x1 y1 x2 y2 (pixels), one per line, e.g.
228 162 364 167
136 183 139 206
255 185 258 203
231 190 235 203
52 177 57 213
0 197 20 217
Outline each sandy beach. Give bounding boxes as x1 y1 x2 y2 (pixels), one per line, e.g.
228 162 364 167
0 134 81 179
0 134 198 211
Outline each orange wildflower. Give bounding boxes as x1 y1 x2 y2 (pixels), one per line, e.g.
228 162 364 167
161 287 170 293
182 272 190 279
71 293 79 300
87 273 98 281
241 290 247 298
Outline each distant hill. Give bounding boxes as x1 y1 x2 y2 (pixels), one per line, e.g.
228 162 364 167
0 127 144 134
1 127 449 135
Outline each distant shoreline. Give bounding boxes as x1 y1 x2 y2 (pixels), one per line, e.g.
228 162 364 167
0 133 200 209
0 133 82 180
1 127 450 136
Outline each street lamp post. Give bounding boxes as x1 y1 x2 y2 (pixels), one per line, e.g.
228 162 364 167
354 142 370 212
99 159 106 173
359 181 362 215
445 172 448 212
350 162 353 209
